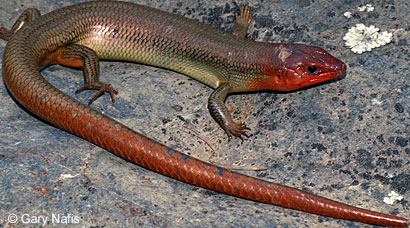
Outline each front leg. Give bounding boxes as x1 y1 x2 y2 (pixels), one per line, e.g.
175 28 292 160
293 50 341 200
208 83 250 139
232 5 252 38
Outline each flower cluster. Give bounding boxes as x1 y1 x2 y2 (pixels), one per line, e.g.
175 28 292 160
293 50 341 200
343 24 392 54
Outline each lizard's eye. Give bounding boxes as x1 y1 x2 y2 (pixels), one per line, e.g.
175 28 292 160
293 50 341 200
307 65 319 75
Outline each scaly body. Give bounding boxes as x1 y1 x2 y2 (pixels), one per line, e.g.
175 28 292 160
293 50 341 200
0 1 407 227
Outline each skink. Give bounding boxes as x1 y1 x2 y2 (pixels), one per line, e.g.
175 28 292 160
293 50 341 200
0 1 408 227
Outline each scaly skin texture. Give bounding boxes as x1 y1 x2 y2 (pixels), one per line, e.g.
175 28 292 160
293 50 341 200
0 1 407 227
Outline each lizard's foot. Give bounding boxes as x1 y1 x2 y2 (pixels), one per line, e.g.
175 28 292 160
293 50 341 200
224 121 250 141
76 82 118 105
235 5 252 28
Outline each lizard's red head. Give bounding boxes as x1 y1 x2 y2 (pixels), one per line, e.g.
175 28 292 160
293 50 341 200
249 44 346 91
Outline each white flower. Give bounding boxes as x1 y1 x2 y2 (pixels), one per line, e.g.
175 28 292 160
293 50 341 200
383 191 404 205
344 12 352 18
358 4 374 12
366 4 374 12
343 24 393 54
358 5 367 11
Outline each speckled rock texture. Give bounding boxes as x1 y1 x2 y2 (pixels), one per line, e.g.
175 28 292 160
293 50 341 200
0 0 408 227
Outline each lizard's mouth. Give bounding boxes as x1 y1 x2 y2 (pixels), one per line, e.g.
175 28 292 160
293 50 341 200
297 60 347 87
299 71 343 87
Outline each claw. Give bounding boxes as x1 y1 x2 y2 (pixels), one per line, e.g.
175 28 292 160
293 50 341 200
76 82 118 105
224 121 251 141
235 5 252 27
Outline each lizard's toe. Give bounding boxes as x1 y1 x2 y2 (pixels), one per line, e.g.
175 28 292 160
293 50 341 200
224 121 250 141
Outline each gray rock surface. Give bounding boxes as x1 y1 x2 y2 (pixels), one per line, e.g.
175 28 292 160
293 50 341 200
1 0 408 227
